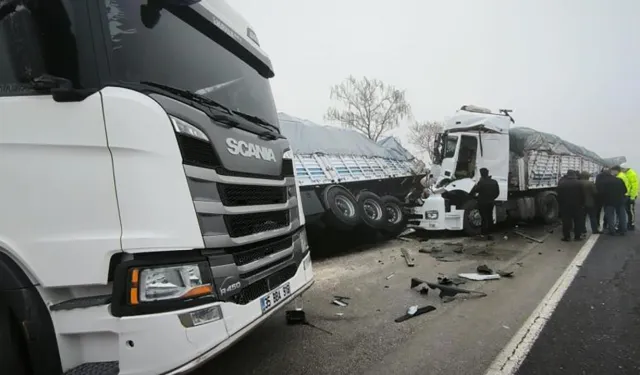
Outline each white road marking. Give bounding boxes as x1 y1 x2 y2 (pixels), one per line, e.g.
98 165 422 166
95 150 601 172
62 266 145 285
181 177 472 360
484 234 600 375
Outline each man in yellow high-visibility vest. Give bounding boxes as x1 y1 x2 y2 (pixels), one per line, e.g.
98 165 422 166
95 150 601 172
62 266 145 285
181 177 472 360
620 163 638 230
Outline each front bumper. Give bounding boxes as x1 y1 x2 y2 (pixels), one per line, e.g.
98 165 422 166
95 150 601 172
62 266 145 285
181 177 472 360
54 253 314 375
407 195 464 231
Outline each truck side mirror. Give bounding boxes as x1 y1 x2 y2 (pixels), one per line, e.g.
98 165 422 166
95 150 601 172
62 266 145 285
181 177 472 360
2 7 45 83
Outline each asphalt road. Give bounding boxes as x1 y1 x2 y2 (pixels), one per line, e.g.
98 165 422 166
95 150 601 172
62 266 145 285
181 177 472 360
193 224 588 375
516 228 640 375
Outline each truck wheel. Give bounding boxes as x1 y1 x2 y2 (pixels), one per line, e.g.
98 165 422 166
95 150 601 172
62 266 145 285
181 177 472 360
355 191 388 229
379 195 407 236
536 191 559 224
462 199 483 236
321 185 360 229
0 302 29 375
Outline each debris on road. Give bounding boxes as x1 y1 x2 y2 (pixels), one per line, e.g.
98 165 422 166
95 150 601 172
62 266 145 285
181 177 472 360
394 305 436 323
331 296 351 307
496 270 514 278
386 273 395 280
410 277 487 299
512 229 545 243
285 310 333 335
477 264 493 274
401 248 415 267
459 273 501 281
437 276 467 286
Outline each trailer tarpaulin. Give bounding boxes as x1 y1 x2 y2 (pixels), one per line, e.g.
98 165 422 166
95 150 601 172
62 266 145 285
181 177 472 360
509 126 607 165
278 112 416 161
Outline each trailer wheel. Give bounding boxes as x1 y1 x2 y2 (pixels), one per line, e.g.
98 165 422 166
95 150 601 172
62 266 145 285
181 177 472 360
462 199 483 236
0 302 29 375
536 191 559 224
321 185 360 229
379 195 407 236
355 191 388 229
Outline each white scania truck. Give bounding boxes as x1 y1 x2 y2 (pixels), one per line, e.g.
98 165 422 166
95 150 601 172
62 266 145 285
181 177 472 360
0 1 312 374
410 105 612 235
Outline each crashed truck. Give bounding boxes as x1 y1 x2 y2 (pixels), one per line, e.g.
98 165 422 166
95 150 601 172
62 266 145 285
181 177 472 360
410 105 626 236
279 113 426 238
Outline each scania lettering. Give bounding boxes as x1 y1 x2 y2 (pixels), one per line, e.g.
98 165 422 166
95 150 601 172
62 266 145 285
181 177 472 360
0 1 313 374
226 137 278 162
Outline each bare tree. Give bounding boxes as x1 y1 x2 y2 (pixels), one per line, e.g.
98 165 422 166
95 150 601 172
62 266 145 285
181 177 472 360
409 120 445 162
325 76 412 142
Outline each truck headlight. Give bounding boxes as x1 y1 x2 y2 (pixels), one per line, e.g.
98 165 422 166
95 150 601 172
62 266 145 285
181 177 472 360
129 263 214 305
170 115 209 142
426 210 439 220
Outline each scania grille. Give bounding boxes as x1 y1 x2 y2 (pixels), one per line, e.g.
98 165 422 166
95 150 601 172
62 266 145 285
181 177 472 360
231 265 297 305
229 235 293 266
218 184 287 207
224 210 290 238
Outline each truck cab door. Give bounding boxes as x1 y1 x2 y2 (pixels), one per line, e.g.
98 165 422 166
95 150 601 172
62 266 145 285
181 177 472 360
475 133 510 201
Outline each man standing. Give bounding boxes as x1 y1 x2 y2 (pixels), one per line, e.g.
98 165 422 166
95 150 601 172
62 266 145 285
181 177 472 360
620 163 637 230
469 168 500 240
579 171 599 234
557 170 585 241
601 167 628 236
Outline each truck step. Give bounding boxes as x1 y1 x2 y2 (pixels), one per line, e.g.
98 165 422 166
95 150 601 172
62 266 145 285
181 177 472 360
64 361 119 375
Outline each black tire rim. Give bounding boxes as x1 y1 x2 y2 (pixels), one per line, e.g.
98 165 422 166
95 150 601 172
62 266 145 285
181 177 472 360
362 198 384 220
468 208 482 227
335 195 356 218
385 204 403 224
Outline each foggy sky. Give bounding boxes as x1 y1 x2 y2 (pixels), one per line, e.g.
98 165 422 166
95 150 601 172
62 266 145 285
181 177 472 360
233 0 639 165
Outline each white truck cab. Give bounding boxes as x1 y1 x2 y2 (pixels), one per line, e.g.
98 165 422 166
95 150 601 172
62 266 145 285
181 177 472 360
410 105 512 234
0 1 312 374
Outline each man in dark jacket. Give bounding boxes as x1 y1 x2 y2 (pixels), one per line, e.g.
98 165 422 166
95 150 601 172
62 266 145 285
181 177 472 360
557 170 585 241
595 168 610 230
469 168 500 240
602 167 628 235
579 171 599 234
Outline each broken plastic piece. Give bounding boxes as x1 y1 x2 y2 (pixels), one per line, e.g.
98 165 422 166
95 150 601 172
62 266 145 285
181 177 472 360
407 305 418 315
395 305 436 323
410 277 487 299
496 270 514 278
400 248 415 267
477 265 493 274
285 310 333 335
332 299 348 307
386 273 395 280
459 273 501 281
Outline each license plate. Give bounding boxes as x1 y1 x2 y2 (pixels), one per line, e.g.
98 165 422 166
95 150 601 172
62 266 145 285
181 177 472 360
260 282 291 313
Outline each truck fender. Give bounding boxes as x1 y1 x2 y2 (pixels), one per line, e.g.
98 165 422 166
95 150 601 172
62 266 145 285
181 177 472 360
0 253 62 375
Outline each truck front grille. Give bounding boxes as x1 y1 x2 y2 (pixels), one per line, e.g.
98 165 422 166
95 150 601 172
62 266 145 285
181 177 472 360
229 235 293 266
224 210 290 238
218 184 287 206
176 134 219 169
232 265 297 305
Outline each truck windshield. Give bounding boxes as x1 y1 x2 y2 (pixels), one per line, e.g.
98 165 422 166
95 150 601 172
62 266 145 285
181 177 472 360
101 0 278 129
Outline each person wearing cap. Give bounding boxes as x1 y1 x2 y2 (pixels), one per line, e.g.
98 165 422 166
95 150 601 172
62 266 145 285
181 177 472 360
469 168 500 240
620 163 637 230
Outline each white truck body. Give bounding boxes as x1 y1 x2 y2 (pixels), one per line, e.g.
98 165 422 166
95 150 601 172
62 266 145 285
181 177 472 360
0 1 312 374
410 105 610 235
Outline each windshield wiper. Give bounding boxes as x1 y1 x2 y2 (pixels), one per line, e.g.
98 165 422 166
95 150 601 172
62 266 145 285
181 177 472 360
232 110 281 135
140 81 233 115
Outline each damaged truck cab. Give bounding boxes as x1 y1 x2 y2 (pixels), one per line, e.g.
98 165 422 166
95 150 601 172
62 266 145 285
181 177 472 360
411 105 512 234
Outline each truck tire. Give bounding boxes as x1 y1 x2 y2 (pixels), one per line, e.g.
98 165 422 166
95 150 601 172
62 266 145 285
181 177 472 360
355 191 388 230
0 302 29 375
321 185 360 229
462 199 483 236
379 195 407 236
536 191 559 224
